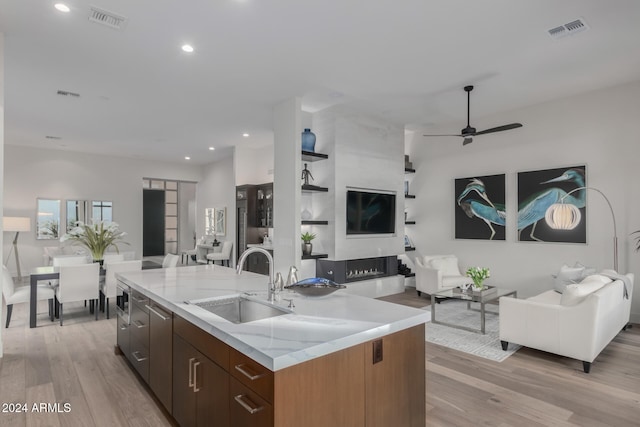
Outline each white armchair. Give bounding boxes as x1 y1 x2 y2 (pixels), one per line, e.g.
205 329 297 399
415 254 472 297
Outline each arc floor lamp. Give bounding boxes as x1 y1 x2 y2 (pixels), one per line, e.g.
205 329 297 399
544 187 618 272
3 216 32 280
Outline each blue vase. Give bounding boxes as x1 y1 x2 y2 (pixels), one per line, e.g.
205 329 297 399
301 128 316 152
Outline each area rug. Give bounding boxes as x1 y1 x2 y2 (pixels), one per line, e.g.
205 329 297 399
423 300 520 362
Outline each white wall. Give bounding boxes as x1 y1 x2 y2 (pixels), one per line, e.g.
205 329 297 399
235 145 273 186
407 80 640 322
3 145 202 273
197 153 237 266
313 108 405 260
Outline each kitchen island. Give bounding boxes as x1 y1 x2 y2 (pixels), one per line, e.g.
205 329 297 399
116 264 427 427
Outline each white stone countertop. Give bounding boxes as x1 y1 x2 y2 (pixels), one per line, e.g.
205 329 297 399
117 264 428 371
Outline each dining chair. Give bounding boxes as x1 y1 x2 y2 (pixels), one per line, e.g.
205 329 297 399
2 265 55 327
181 237 204 264
206 241 233 267
102 260 142 318
162 254 180 268
55 263 100 326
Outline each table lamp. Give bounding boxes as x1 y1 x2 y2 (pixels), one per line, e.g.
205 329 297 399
3 216 31 280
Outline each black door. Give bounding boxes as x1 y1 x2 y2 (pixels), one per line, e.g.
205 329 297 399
143 190 165 256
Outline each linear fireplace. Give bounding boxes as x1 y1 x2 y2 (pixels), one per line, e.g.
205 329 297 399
316 256 398 284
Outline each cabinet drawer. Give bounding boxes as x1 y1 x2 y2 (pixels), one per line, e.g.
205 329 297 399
130 306 149 345
130 289 150 309
229 348 274 403
117 314 130 356
230 377 273 427
130 338 149 383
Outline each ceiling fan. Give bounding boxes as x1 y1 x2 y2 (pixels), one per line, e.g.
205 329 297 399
423 85 523 145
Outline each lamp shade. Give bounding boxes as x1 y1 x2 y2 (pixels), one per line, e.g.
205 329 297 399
545 203 582 230
3 216 32 232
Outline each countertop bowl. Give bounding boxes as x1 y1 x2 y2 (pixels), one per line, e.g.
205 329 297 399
284 277 346 297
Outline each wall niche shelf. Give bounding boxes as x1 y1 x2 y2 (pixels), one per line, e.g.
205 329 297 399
302 253 329 260
405 221 416 225
302 184 329 193
302 220 328 225
302 150 329 162
404 167 415 174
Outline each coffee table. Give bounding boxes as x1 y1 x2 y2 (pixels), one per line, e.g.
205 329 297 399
430 286 517 334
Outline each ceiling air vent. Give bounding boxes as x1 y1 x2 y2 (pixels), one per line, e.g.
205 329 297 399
547 18 589 39
57 90 80 98
88 6 127 30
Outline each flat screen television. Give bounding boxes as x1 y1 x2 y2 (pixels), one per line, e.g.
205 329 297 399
346 190 396 235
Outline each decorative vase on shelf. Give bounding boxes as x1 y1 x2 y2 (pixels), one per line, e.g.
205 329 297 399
302 243 313 256
301 208 312 220
301 128 316 152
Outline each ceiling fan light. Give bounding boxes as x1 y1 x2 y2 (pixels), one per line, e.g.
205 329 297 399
545 203 581 230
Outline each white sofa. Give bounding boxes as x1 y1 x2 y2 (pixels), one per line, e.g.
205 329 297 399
415 254 472 297
499 272 634 373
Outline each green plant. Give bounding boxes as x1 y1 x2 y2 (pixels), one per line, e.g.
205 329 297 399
61 221 129 261
466 266 490 288
301 232 316 244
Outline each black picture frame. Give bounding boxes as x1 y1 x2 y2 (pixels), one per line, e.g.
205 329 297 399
454 174 506 240
517 165 586 243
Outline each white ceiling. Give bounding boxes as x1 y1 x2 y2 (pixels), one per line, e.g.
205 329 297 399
1 0 640 165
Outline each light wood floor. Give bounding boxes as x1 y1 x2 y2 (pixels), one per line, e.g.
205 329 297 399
1 290 639 427
382 288 640 427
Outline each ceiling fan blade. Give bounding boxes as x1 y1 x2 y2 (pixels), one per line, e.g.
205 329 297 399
422 133 463 137
473 123 523 136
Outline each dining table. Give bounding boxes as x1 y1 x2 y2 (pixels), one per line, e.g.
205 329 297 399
29 266 61 328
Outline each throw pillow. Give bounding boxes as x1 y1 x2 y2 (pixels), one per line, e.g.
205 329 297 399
429 256 461 276
553 264 585 294
574 261 597 279
560 277 608 306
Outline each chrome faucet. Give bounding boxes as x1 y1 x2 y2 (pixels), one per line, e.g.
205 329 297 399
236 247 275 301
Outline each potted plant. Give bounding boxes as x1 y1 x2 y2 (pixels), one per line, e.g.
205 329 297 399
301 232 316 256
466 266 490 290
61 221 129 263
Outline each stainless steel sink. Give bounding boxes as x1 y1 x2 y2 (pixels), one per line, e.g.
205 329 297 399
192 296 291 324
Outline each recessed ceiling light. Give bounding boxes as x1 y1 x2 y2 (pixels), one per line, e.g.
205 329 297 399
242 133 250 138
184 156 191 160
54 3 70 13
209 147 215 151
181 44 194 53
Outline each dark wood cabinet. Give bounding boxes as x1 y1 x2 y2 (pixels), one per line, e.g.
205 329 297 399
256 183 273 228
148 301 173 414
173 317 230 427
173 334 230 427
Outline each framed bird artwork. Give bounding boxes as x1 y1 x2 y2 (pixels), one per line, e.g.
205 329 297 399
517 165 586 243
454 174 506 240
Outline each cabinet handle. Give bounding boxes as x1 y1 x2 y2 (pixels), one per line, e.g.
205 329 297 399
131 351 147 362
188 358 195 390
145 305 170 321
193 361 201 393
234 364 265 381
133 320 147 329
234 395 264 414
